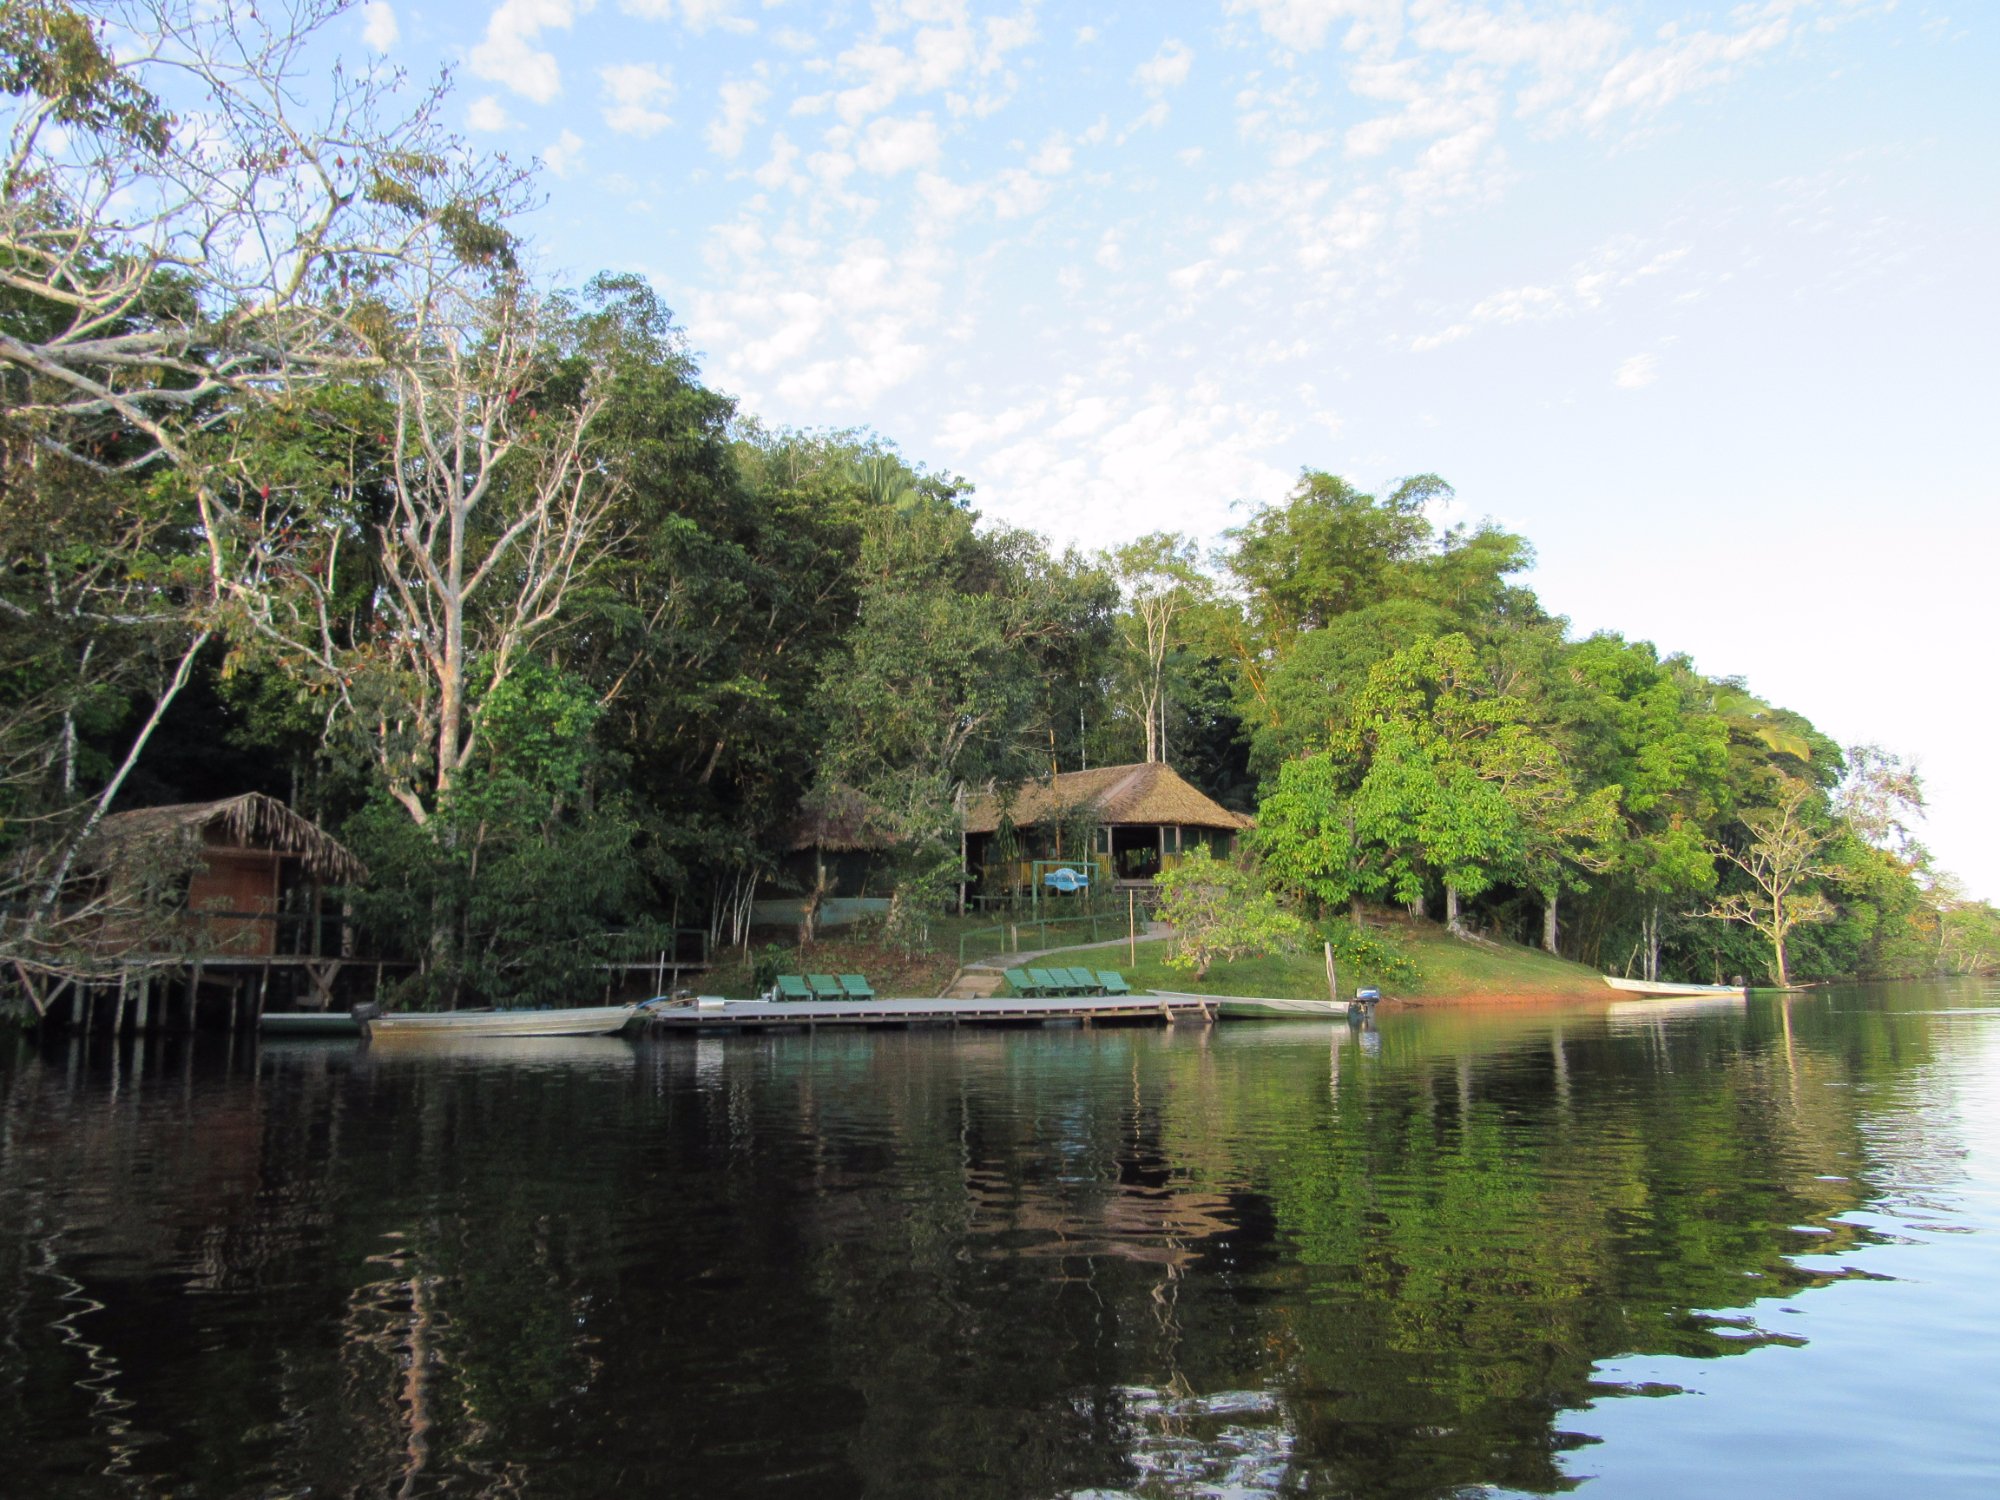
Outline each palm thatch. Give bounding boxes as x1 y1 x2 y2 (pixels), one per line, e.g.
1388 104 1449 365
92 793 366 882
963 763 1253 835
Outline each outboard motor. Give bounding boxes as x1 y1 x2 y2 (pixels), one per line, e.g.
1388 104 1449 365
350 1002 382 1026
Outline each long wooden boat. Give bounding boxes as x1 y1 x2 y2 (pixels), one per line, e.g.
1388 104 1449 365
1603 976 1747 998
1150 990 1346 1019
259 1011 363 1037
353 1003 641 1041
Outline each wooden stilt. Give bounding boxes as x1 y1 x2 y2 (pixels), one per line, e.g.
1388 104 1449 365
69 984 84 1031
112 970 129 1034
182 968 198 1031
135 974 151 1033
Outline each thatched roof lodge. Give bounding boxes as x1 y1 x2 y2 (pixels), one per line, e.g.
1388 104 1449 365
963 762 1253 898
92 793 364 958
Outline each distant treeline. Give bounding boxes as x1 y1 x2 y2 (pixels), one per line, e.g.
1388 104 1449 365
3 1 1992 1007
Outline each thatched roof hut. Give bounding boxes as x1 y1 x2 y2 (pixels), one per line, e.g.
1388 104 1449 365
94 794 366 882
963 763 1254 836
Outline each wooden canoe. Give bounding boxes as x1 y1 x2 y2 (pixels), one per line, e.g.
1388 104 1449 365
1150 990 1347 1019
1603 976 1747 998
357 1003 640 1041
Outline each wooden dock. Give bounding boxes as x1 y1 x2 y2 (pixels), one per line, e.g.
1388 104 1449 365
641 993 1216 1031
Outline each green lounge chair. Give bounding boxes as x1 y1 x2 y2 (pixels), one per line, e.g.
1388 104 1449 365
839 974 876 1001
1004 967 1040 996
1096 970 1132 996
1065 966 1105 994
807 973 843 1002
1026 967 1065 996
775 974 812 1002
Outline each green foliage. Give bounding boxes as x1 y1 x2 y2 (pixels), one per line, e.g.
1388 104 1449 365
1155 845 1310 980
1322 916 1418 985
0 0 169 152
344 664 648 1007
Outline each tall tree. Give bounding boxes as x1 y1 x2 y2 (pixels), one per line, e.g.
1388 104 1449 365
1105 532 1206 765
1705 778 1836 987
0 0 526 991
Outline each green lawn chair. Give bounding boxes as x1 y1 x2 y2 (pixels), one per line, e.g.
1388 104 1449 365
1004 967 1040 996
775 974 812 1002
1096 970 1132 996
1064 966 1105 994
807 973 843 1002
1026 967 1066 996
839 974 876 1001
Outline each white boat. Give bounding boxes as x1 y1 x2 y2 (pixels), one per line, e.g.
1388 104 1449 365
1150 990 1347 1019
353 1002 641 1041
1603 976 1747 998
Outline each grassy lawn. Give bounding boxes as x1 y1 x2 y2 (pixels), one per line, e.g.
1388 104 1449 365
1028 922 1609 1004
694 929 962 1000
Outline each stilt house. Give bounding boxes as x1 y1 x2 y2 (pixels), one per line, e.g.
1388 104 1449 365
91 793 365 958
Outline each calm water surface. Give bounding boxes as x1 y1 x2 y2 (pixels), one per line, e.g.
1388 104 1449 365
2 981 1996 1498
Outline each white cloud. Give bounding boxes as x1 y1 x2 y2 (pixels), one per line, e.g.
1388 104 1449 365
1134 39 1194 92
856 115 942 175
753 131 803 190
361 2 399 52
600 62 675 136
470 0 591 106
707 78 770 158
467 94 515 132
541 128 585 179
1029 132 1073 175
620 0 754 31
1615 352 1658 389
1409 236 1695 351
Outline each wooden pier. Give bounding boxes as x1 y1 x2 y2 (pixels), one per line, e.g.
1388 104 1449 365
642 992 1216 1032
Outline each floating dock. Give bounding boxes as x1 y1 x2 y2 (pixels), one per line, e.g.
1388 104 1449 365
641 993 1217 1031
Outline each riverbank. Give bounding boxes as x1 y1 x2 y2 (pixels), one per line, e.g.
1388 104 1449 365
1035 925 1613 1006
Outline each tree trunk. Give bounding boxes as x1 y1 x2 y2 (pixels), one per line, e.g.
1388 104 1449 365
1644 906 1661 983
1445 885 1466 936
1350 894 1364 924
1541 891 1559 955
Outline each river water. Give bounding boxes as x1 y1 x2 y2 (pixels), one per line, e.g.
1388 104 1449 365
2 980 1995 1498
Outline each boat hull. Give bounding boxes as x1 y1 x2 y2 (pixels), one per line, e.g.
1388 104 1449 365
1150 991 1347 1019
360 1005 639 1041
1603 976 1747 998
259 1011 362 1037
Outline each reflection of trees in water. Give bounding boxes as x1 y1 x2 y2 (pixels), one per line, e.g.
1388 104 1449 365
0 988 1980 1498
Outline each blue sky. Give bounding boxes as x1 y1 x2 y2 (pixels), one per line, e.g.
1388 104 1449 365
353 0 1997 898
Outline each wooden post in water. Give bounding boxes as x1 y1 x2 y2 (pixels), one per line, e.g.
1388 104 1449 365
134 974 150 1033
1324 942 1339 1005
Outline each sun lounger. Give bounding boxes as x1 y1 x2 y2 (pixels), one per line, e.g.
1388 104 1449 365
1004 967 1040 996
1064 967 1105 994
775 974 812 1002
1096 970 1132 995
807 973 843 1002
839 973 876 1001
1026 967 1066 996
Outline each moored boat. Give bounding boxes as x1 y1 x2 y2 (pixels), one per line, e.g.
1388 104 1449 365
1150 990 1346 1019
1603 976 1747 998
352 1002 643 1041
259 1011 363 1037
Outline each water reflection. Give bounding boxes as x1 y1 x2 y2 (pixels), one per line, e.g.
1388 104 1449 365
0 981 1994 1498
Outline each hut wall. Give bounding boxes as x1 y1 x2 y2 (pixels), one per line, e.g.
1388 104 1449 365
187 847 280 956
